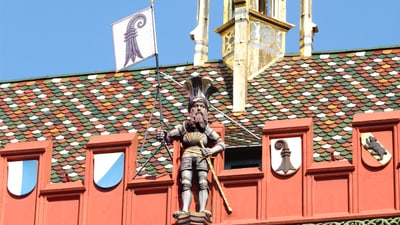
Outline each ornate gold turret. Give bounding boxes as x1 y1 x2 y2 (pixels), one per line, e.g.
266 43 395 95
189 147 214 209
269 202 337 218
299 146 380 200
215 0 294 112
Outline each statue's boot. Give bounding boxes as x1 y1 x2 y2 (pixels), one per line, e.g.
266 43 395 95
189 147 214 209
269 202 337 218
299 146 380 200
173 189 191 218
199 189 212 217
173 210 188 218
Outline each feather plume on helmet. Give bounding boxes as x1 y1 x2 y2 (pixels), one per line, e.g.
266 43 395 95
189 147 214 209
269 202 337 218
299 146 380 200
183 76 218 111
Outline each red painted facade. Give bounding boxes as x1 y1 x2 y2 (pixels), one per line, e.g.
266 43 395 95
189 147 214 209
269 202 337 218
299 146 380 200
1 115 400 224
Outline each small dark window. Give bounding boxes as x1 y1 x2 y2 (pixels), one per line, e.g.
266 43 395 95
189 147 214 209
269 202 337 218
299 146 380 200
251 0 268 15
224 146 262 169
259 0 267 15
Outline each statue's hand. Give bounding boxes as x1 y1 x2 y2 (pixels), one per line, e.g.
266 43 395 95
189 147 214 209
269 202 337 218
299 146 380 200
201 147 212 157
156 130 167 142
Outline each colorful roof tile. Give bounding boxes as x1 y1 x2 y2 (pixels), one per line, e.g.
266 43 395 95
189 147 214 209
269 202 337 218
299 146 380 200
1 47 399 182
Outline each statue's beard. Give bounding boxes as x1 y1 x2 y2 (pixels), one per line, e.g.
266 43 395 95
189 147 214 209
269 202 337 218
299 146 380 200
189 109 208 131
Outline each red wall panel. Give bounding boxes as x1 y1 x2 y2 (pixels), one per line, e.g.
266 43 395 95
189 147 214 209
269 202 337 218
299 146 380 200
313 174 350 215
132 188 170 225
3 190 37 225
44 196 80 225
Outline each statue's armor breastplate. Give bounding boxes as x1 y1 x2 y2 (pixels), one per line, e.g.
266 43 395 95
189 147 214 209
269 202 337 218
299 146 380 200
182 131 208 149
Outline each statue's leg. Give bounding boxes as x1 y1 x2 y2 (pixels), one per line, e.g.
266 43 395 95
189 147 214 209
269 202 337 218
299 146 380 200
181 170 193 212
198 170 209 213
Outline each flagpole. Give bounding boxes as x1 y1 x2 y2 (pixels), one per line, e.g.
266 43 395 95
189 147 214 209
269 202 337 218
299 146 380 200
155 54 163 129
151 3 172 160
150 3 163 130
133 2 172 179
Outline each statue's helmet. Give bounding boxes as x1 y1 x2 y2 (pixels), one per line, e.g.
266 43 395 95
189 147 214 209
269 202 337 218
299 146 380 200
183 76 218 111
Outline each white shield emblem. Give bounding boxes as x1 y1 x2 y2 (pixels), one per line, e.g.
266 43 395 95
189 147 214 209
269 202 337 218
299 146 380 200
7 160 38 196
271 137 301 176
94 152 124 188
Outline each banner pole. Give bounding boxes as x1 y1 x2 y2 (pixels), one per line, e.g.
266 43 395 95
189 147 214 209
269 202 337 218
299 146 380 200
155 53 163 130
150 3 163 130
152 3 173 162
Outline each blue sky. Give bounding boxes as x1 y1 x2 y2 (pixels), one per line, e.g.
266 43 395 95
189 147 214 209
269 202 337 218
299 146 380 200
0 0 399 81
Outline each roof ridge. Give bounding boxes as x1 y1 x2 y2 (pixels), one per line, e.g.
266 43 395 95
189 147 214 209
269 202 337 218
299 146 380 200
3 45 399 83
0 60 222 84
285 45 400 57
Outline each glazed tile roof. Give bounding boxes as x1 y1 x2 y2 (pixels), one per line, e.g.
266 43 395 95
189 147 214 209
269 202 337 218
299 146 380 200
0 46 399 183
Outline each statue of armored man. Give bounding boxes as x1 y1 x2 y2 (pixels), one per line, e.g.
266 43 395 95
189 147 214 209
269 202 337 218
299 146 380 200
157 76 225 218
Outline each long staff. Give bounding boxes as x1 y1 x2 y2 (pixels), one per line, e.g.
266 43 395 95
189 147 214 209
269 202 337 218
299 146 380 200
200 141 233 213
133 3 172 179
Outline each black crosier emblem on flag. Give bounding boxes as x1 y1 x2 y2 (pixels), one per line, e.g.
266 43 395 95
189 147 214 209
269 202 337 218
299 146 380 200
124 13 147 67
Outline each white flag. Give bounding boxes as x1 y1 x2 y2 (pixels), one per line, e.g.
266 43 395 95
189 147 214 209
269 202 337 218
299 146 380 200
112 6 158 71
